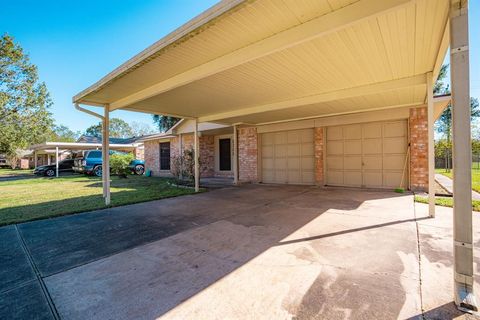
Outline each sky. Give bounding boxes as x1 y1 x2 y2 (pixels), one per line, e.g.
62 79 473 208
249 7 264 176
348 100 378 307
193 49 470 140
1 0 479 133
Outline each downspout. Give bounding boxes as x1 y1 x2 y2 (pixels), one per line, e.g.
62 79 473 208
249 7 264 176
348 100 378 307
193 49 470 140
74 103 110 205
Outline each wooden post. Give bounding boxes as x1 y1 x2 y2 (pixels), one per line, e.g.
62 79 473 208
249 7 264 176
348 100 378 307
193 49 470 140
194 119 200 192
34 151 37 168
450 0 476 312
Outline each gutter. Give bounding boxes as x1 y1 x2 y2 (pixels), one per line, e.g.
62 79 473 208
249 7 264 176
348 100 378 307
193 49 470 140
74 103 104 119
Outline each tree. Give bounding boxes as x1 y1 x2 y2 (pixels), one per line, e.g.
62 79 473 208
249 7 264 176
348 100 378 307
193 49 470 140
47 124 80 142
130 121 156 137
152 115 180 133
84 118 134 138
434 63 480 170
0 34 53 163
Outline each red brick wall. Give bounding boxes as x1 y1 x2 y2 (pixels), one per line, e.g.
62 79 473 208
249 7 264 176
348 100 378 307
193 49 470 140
314 127 324 185
199 135 214 177
238 127 258 182
409 107 428 191
144 140 161 176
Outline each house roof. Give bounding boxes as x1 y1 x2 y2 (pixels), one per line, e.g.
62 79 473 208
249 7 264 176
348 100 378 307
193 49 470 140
77 135 140 144
73 0 450 125
29 142 137 152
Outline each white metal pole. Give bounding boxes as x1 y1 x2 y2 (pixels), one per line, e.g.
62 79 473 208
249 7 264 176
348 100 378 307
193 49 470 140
427 72 435 217
194 119 200 192
233 125 239 185
104 105 111 205
55 147 59 178
102 117 106 198
450 0 476 312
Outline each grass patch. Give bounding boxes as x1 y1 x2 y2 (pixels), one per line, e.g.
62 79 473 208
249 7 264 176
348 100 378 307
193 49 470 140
0 168 33 177
414 195 480 212
435 168 480 193
0 175 198 226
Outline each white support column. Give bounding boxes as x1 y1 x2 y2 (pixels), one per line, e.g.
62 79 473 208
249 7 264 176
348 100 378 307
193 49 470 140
179 133 183 181
55 147 59 178
450 0 477 312
233 125 239 185
194 119 200 192
34 151 37 168
103 105 111 205
427 72 435 217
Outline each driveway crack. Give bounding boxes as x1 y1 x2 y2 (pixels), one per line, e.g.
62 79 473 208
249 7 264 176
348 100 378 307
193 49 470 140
15 225 60 320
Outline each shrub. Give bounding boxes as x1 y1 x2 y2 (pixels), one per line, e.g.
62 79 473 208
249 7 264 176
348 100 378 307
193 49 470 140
171 148 203 183
109 153 134 177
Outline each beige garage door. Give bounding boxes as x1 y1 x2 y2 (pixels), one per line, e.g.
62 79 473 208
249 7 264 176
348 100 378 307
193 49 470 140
261 129 314 184
326 120 408 189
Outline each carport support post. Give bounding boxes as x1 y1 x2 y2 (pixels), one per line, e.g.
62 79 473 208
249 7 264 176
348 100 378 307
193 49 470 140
34 151 37 168
194 119 200 192
55 147 59 178
427 72 435 218
450 0 477 312
103 105 111 205
233 124 238 185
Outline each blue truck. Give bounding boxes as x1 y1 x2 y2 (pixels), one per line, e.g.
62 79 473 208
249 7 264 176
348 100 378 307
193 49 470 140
73 150 145 177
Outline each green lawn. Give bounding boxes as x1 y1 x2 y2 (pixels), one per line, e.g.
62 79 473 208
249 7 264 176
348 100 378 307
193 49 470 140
414 195 480 212
435 168 480 193
0 168 33 177
0 175 197 226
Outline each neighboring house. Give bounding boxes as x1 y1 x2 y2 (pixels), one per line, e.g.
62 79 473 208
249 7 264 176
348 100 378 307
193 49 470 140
27 135 146 168
140 97 450 191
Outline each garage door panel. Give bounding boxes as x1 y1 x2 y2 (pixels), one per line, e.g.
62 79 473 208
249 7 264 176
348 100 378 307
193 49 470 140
262 145 274 157
261 129 314 185
327 141 343 155
384 155 405 170
327 127 343 140
384 121 406 138
363 123 382 138
327 171 343 185
344 171 362 187
302 143 314 156
384 137 406 154
302 157 315 170
363 139 382 154
383 172 403 188
287 144 300 157
363 171 383 188
363 155 382 170
327 157 343 170
275 145 288 157
326 120 407 189
344 125 362 140
344 156 362 170
344 140 361 155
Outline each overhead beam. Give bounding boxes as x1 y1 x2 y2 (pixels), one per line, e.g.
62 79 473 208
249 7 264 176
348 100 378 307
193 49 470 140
109 0 413 111
198 74 426 123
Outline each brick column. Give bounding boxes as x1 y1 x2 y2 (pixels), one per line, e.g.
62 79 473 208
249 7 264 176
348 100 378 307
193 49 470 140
238 127 258 182
199 135 215 177
314 127 324 185
144 140 160 176
409 107 428 191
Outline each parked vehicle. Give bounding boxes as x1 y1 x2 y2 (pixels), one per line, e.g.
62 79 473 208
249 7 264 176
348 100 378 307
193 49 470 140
73 150 145 177
33 159 75 177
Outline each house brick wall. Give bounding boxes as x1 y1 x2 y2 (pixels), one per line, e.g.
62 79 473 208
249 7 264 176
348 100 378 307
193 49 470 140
134 147 144 161
409 107 428 191
144 140 160 176
238 127 258 182
199 135 215 177
314 127 324 185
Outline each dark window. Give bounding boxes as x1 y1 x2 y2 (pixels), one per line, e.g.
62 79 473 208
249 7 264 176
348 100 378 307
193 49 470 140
219 138 231 171
160 142 171 170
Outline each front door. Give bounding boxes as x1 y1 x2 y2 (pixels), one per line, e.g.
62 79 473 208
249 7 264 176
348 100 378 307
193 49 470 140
219 138 231 171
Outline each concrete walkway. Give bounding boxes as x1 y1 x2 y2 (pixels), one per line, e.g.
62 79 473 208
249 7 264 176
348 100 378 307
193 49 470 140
1 185 479 319
435 173 480 200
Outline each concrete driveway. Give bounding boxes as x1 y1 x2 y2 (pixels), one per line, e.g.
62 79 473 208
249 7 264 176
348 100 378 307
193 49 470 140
1 184 479 319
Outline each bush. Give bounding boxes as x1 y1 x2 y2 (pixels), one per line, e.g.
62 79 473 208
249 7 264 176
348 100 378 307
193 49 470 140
109 153 134 177
171 148 204 183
